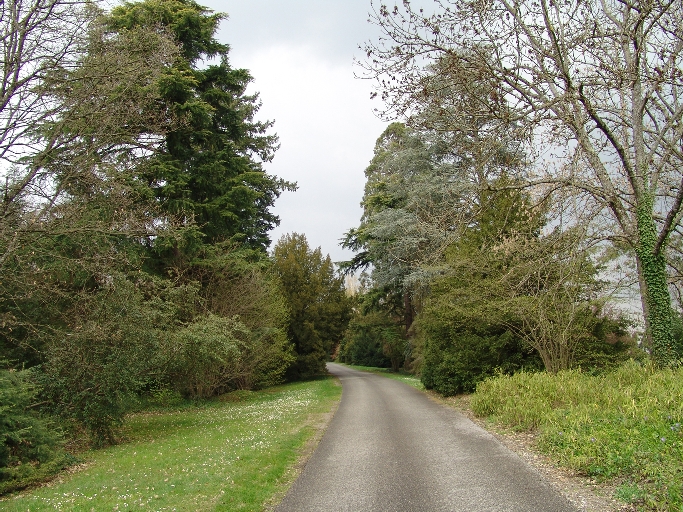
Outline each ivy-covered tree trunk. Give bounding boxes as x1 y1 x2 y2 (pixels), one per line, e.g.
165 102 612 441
636 197 677 366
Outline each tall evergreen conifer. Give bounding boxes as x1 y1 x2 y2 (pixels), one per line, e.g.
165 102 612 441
108 0 293 258
272 234 351 380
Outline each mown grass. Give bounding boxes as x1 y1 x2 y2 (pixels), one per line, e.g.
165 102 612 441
339 364 425 390
1 377 341 512
471 360 683 511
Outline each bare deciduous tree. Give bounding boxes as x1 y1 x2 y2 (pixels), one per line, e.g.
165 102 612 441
1 1 180 254
0 1 181 347
361 0 683 365
495 230 605 373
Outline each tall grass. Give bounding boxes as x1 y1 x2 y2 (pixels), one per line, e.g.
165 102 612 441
471 360 683 510
1 378 341 511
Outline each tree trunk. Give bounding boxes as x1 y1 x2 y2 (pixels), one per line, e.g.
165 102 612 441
636 198 676 366
635 256 652 350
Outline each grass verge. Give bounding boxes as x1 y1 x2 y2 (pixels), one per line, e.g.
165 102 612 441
471 360 683 511
1 377 341 512
338 364 424 390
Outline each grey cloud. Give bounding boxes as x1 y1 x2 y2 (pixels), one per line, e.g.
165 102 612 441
204 0 435 64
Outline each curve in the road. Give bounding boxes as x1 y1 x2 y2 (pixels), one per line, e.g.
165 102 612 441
276 363 577 512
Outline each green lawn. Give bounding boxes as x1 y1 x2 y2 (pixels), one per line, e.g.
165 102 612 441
1 378 341 512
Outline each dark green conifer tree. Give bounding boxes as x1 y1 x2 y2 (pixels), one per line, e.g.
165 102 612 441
107 0 293 258
272 234 351 380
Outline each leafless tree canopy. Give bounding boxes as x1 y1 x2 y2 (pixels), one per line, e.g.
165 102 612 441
0 1 182 268
362 0 683 245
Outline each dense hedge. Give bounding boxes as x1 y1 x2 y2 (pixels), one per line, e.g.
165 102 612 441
337 311 403 369
418 322 542 395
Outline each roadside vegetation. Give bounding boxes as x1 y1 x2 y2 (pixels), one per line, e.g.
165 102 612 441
1 378 341 511
472 362 683 511
337 1 683 508
4 0 683 510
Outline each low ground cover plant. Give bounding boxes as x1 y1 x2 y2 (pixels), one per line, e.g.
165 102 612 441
1 377 341 511
471 360 683 510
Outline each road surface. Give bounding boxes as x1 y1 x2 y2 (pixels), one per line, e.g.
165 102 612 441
276 363 576 512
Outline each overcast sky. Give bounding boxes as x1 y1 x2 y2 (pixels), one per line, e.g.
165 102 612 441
198 0 430 263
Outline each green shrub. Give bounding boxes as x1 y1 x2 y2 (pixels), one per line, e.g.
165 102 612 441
0 367 70 495
573 313 642 372
417 288 637 395
36 261 295 443
417 302 543 395
246 326 296 389
165 314 294 398
147 387 184 408
471 361 683 510
40 278 165 444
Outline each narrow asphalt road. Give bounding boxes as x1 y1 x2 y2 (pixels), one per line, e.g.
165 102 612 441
276 363 577 512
